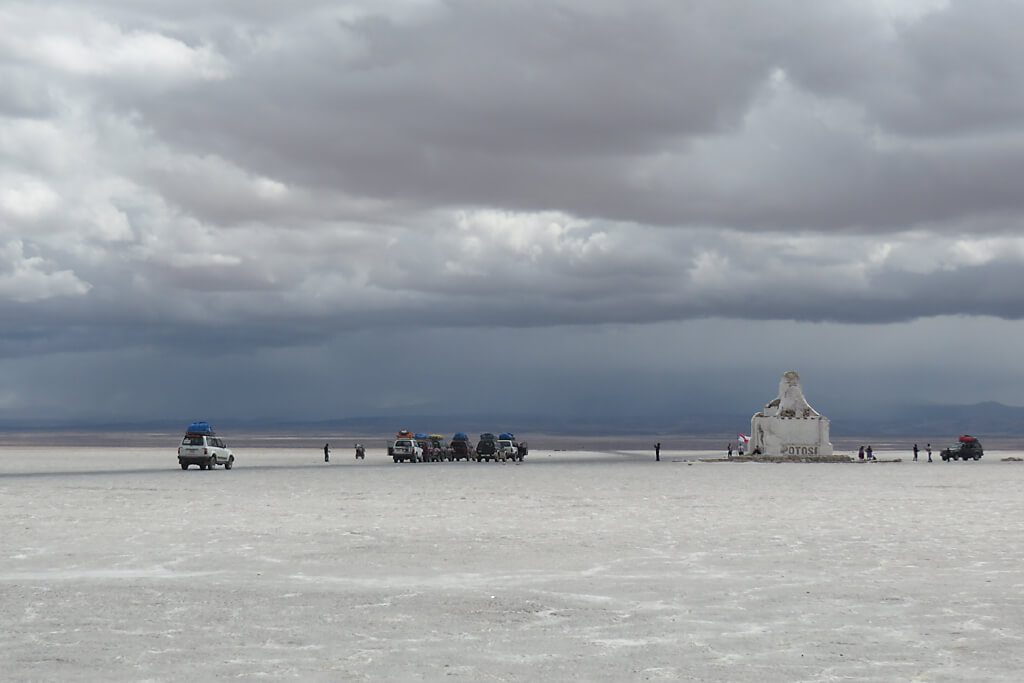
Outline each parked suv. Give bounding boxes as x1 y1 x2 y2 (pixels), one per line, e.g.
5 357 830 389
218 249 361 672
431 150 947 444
392 438 423 463
178 422 234 470
495 439 517 461
451 433 473 461
476 433 497 461
941 435 983 461
429 435 450 461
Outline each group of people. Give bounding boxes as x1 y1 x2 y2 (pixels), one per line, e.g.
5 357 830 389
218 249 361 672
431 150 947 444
858 443 932 461
715 442 936 461
912 443 932 462
725 443 749 457
323 443 365 462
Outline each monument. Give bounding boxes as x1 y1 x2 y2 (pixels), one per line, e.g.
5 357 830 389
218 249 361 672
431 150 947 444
749 371 833 457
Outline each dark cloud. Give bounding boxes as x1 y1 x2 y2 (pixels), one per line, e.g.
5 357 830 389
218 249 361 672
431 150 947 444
3 1 1024 421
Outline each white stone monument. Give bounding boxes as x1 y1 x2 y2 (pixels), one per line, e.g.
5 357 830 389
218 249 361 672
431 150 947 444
749 371 833 457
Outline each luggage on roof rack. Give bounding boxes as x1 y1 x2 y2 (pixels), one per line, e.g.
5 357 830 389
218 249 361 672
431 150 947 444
186 421 215 435
959 434 977 443
452 432 469 441
414 433 429 440
499 432 515 441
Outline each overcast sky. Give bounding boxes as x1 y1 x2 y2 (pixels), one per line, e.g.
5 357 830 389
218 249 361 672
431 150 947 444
3 0 1024 426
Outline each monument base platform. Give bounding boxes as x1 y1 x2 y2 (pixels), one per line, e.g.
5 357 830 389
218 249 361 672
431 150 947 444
721 453 851 463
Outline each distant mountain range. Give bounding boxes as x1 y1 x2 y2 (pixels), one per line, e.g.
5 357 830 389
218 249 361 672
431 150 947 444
2 401 1023 437
835 401 1024 437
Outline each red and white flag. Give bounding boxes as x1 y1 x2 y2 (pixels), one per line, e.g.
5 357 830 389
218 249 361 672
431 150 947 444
738 433 750 444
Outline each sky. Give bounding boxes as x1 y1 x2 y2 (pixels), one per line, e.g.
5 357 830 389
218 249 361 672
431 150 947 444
3 0 1024 425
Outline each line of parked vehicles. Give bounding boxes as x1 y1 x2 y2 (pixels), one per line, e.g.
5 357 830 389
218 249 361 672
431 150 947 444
175 422 529 470
389 431 528 463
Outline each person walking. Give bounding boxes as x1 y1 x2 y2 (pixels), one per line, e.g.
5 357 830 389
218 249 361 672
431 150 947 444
655 442 661 462
324 442 330 463
926 443 932 462
727 443 733 457
913 443 919 461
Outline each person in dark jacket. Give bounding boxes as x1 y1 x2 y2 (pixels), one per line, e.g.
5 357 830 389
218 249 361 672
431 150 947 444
913 443 919 461
324 443 330 463
655 442 661 461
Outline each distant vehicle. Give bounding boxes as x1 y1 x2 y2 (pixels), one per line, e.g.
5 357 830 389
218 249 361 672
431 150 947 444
429 434 450 461
414 433 440 462
476 433 497 461
392 438 423 463
389 430 414 457
178 421 234 470
495 439 516 461
941 435 983 462
450 432 473 461
499 432 525 461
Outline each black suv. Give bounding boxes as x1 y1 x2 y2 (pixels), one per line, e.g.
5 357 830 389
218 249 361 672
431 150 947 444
476 433 497 461
451 434 473 461
941 436 983 461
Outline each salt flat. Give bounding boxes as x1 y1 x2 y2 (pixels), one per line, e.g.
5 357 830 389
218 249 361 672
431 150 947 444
1 446 1023 681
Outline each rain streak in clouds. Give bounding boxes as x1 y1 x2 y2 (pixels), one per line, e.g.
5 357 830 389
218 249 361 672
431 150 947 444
3 0 1024 422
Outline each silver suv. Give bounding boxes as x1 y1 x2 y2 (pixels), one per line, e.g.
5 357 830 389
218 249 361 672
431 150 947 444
495 439 517 461
178 433 235 470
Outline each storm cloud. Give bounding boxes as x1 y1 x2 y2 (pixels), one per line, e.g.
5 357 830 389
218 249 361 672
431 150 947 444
3 0 1024 422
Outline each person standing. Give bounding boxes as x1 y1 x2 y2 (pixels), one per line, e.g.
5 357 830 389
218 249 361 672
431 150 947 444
727 443 733 457
655 442 661 462
913 443 919 461
324 442 330 463
858 446 865 461
866 445 874 461
926 443 932 462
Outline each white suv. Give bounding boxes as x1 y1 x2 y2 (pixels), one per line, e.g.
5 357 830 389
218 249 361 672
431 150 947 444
495 439 517 461
391 438 423 463
178 433 235 470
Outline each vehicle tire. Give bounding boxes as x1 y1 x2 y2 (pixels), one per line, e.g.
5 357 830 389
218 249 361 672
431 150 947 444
180 462 188 470
225 457 233 470
209 457 217 469
393 457 399 463
974 455 981 461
